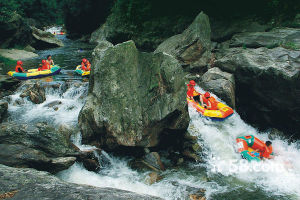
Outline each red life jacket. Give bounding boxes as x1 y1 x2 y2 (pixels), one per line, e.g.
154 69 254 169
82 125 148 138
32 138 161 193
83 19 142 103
15 65 24 73
202 96 218 110
261 145 273 158
81 61 91 71
187 84 199 98
252 136 273 158
41 63 50 70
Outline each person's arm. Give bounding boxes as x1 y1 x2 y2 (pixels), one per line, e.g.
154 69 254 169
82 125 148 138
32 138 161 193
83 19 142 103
207 101 212 109
200 96 204 106
51 60 54 65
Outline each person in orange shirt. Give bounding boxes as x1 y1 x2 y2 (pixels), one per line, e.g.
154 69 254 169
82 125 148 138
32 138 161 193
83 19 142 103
187 80 201 102
200 92 218 110
251 137 274 159
260 141 274 159
38 60 50 71
81 58 91 71
15 60 25 73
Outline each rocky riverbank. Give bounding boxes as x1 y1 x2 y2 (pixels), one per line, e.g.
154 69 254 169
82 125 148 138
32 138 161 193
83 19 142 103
0 164 161 200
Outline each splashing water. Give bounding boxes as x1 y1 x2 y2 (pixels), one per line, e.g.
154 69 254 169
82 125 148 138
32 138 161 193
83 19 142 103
7 80 88 127
6 77 300 199
58 86 300 200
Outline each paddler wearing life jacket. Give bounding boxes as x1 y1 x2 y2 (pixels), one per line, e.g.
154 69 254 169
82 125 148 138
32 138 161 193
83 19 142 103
81 58 91 71
15 60 25 73
38 60 51 71
200 92 218 110
237 135 274 159
254 140 274 159
187 80 201 102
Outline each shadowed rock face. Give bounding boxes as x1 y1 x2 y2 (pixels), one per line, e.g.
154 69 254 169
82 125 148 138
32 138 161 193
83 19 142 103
200 67 235 108
79 40 189 150
155 12 211 73
0 122 78 173
0 164 162 200
230 28 300 49
31 27 64 49
0 13 33 49
215 47 300 134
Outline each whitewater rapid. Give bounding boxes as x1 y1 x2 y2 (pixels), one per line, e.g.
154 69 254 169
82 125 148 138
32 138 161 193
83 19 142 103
7 82 300 199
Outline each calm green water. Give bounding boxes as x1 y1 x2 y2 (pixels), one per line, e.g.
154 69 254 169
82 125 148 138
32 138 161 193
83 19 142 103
2 35 95 78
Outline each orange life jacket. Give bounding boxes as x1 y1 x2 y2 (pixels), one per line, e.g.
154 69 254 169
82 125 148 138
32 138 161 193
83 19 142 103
15 65 24 73
186 84 199 98
81 61 91 71
252 136 273 158
40 63 50 71
203 96 218 110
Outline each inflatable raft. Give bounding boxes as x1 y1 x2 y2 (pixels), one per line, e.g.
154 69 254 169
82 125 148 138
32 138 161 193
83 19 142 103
75 65 90 76
236 135 261 162
7 65 61 80
187 96 233 120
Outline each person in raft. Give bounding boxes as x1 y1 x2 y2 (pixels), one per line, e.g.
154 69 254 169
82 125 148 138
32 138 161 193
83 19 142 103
46 55 54 66
15 60 25 73
38 60 51 71
187 80 201 102
81 58 91 71
254 140 274 159
200 92 218 110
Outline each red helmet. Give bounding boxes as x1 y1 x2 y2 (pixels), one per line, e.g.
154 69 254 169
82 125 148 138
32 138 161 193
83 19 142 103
189 80 196 86
204 92 210 98
17 60 23 65
82 58 87 63
42 60 47 64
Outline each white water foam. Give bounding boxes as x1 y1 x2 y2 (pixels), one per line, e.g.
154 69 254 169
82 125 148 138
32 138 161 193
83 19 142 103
7 81 88 126
188 87 300 199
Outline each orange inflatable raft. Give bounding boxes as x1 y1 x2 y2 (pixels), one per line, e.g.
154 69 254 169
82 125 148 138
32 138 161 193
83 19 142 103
187 96 234 121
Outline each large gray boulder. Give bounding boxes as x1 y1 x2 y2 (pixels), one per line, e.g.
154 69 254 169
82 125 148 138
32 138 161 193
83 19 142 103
31 27 64 49
0 122 78 173
215 47 300 133
0 164 161 200
200 67 235 108
0 13 33 49
0 75 20 98
230 28 300 49
0 49 38 60
155 12 211 72
79 40 189 150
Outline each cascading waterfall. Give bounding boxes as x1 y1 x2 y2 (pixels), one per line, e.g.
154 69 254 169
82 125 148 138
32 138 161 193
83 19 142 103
7 80 300 199
7 80 88 126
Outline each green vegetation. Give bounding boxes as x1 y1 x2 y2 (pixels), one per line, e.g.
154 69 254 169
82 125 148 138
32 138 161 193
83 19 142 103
0 0 64 27
281 42 299 50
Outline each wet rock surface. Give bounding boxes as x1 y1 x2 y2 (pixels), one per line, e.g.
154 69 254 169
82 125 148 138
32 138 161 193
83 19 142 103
79 40 189 150
230 28 300 49
200 67 235 108
0 49 38 60
0 75 21 98
20 82 46 104
155 12 211 73
215 47 300 133
31 27 64 49
0 122 78 173
0 164 162 200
